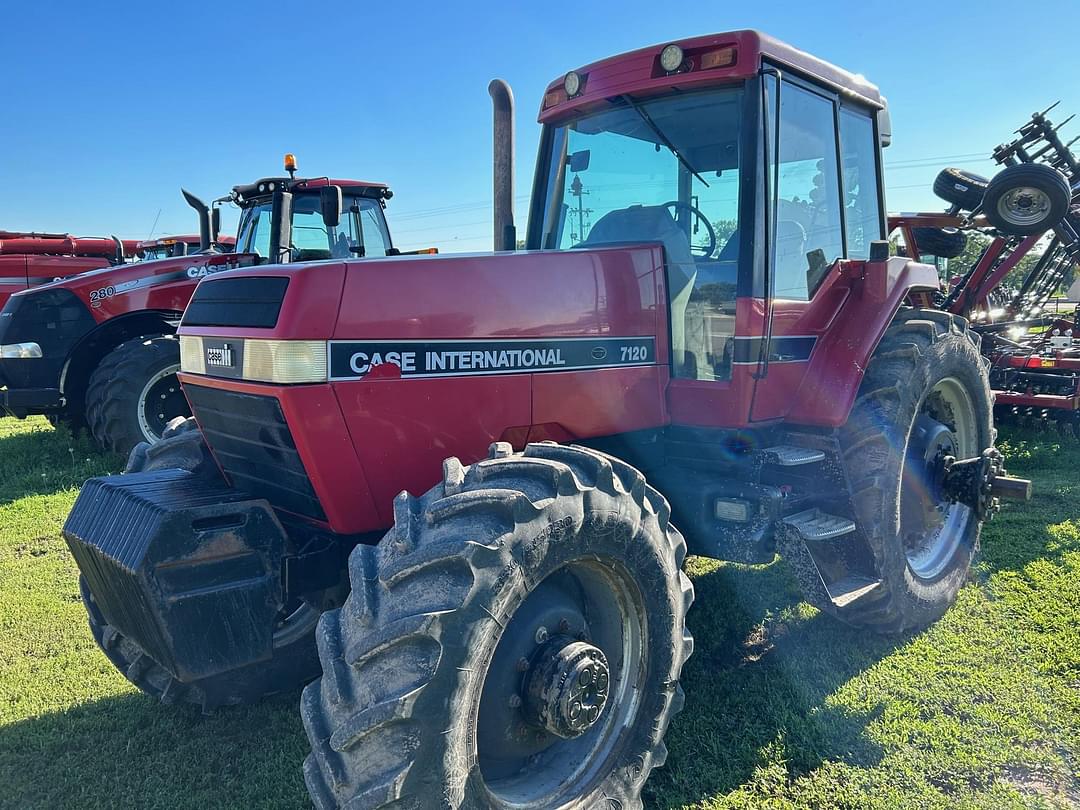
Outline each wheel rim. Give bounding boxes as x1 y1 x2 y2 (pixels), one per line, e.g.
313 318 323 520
273 602 320 648
137 363 191 443
996 186 1052 227
476 559 646 807
901 377 978 581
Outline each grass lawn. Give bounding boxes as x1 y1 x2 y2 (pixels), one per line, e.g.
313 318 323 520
0 415 1077 809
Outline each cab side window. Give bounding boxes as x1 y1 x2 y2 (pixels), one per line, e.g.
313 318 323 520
359 202 390 257
839 108 883 259
766 80 844 300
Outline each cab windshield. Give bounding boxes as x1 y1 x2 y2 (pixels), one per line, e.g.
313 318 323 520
235 193 391 262
537 86 744 381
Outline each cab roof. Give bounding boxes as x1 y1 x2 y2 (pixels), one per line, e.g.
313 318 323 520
231 176 390 203
539 29 883 123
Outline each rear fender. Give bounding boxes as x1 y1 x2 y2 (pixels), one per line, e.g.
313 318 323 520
787 257 939 427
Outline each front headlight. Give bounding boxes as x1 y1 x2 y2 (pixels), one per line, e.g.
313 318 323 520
179 336 327 384
0 342 42 359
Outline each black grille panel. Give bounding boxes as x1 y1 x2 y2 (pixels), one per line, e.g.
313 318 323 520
182 276 289 328
185 384 326 520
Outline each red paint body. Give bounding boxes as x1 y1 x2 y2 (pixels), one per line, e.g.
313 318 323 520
181 249 937 535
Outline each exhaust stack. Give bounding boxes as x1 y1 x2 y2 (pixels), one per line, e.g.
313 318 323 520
489 79 516 251
181 189 213 252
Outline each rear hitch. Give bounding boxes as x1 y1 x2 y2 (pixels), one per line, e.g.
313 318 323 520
938 448 1032 520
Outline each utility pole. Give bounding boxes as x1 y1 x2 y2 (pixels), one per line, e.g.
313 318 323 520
569 174 592 243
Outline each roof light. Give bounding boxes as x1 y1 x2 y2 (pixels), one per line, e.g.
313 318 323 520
700 46 736 70
563 71 582 97
284 153 298 173
659 44 684 73
543 89 565 109
258 183 267 193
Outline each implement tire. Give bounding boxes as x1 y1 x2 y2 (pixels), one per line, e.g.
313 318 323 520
79 416 320 710
302 441 694 809
834 310 993 633
86 334 191 456
933 167 988 211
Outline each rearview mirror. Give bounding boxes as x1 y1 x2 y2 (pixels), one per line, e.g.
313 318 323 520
569 150 591 173
320 186 343 229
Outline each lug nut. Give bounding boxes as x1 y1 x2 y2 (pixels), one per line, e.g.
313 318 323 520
579 666 593 686
516 657 530 672
558 618 571 633
508 694 522 709
535 626 549 644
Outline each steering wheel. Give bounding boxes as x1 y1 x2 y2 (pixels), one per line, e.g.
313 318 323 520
663 200 717 258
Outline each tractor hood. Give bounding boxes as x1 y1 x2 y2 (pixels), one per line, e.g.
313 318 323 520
17 250 258 325
179 246 666 351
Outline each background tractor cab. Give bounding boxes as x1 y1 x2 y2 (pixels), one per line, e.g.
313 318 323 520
0 156 398 455
525 35 893 426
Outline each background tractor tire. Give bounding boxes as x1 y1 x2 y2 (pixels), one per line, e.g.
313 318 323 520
912 226 967 259
982 163 1072 236
85 334 191 457
933 167 989 211
302 442 694 809
834 310 993 633
79 417 320 710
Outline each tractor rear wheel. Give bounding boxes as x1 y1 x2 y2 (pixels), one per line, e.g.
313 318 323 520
933 167 989 211
85 334 192 456
302 442 694 809
834 310 993 633
79 416 321 710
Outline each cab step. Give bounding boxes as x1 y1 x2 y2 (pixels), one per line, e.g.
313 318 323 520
782 508 855 540
761 445 826 467
825 576 881 608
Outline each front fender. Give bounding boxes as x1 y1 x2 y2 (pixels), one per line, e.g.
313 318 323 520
788 257 940 427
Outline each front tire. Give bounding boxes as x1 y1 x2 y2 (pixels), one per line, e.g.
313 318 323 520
85 334 192 456
302 442 694 809
834 310 994 632
79 416 321 710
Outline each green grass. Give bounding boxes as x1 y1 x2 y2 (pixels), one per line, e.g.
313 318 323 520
0 417 1077 809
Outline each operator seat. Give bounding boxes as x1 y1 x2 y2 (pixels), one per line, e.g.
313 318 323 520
581 205 698 374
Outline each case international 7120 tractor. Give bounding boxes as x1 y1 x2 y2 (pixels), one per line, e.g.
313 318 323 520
0 159 401 454
64 31 1030 809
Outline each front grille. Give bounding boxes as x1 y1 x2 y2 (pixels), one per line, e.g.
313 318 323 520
185 383 326 520
183 276 289 328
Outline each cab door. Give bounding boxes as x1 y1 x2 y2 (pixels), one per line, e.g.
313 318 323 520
749 71 885 422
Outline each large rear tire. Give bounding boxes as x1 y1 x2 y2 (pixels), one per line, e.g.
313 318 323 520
79 416 321 710
85 334 192 457
834 310 993 632
302 442 694 809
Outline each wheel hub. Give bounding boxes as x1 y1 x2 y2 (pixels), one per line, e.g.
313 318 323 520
524 636 609 739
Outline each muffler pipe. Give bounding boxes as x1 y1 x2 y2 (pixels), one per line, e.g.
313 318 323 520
489 79 515 251
181 188 213 252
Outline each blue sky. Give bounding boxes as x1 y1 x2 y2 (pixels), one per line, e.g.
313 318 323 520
2 0 1078 252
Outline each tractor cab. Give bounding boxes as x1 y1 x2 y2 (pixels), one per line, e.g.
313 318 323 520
526 32 890 425
231 174 394 264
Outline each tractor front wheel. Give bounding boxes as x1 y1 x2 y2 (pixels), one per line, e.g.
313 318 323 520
302 442 694 809
835 311 994 632
85 334 192 456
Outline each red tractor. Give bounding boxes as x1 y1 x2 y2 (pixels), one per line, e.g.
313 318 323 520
0 230 140 310
0 159 400 453
64 31 1030 808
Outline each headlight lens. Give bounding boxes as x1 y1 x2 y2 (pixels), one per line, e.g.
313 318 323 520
179 336 327 384
0 342 43 359
243 339 327 383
